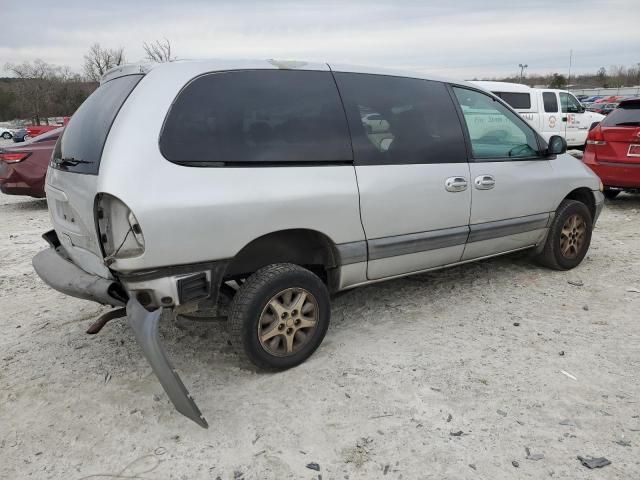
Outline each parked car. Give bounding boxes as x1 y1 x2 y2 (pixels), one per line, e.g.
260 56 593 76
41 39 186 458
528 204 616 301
33 60 604 427
583 96 604 103
588 103 618 115
583 98 640 198
11 128 28 143
0 127 15 139
0 127 63 197
471 81 605 148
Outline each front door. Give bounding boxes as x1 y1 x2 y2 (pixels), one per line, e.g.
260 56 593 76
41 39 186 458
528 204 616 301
560 91 590 146
332 71 471 279
452 87 558 260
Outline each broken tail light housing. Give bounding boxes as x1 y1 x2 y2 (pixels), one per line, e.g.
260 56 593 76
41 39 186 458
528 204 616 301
96 194 145 263
0 152 31 163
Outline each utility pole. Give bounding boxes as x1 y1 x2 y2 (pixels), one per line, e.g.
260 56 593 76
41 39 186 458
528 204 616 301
519 63 528 83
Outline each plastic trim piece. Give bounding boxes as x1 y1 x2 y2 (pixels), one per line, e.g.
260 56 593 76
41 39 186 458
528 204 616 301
127 297 208 428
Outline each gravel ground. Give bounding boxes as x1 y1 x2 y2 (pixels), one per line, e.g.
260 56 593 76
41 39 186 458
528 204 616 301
1 189 639 479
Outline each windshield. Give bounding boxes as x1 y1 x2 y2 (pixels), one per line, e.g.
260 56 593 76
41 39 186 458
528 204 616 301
52 74 143 174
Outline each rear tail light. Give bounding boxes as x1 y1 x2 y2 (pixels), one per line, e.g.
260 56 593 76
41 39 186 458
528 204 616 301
0 152 31 163
586 125 606 145
96 194 145 263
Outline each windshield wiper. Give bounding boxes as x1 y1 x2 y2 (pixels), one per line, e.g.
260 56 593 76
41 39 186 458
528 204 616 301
53 157 94 167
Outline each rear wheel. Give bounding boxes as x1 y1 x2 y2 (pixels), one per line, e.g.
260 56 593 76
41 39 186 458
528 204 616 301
228 263 330 370
536 199 592 270
603 189 620 200
1 132 11 139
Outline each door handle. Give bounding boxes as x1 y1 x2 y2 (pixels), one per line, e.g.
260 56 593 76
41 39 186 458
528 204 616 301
562 117 567 122
444 176 468 192
474 175 495 190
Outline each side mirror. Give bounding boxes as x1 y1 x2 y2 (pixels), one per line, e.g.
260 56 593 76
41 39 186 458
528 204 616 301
589 121 600 131
547 135 567 155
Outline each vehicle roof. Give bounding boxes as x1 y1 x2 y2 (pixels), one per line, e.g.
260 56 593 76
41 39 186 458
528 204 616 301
471 80 577 95
101 59 475 89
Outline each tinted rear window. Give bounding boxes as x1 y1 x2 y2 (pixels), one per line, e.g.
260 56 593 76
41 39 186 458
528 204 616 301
160 70 352 165
333 73 467 165
52 74 143 174
543 92 558 112
493 91 532 109
602 103 640 126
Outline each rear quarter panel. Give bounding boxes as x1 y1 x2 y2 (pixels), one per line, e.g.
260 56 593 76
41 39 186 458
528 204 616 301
98 63 366 273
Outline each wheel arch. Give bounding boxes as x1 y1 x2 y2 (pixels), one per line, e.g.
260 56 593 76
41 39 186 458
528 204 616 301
564 187 596 220
224 228 342 291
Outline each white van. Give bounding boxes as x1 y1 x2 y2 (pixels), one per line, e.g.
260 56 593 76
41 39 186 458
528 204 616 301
471 81 605 148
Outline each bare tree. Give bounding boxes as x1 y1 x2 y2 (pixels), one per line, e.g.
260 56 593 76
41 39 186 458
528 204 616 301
4 59 61 124
143 38 174 63
83 43 125 82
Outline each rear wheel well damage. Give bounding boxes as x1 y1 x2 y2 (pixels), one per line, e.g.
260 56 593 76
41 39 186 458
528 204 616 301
564 188 596 220
223 229 341 292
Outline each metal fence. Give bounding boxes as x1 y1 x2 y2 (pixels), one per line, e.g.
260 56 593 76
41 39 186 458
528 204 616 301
570 86 640 96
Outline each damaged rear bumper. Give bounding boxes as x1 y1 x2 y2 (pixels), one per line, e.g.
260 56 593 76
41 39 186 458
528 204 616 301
32 240 209 428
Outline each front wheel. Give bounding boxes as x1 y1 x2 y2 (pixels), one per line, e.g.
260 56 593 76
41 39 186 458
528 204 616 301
536 200 593 270
228 263 330 370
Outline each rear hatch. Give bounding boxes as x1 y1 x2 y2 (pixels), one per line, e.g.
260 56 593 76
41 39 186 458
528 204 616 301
593 100 640 164
46 73 143 277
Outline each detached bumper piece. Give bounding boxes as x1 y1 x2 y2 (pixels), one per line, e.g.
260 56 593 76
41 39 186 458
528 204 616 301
127 297 209 428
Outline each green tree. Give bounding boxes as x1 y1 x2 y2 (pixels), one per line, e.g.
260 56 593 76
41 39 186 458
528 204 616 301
548 73 567 89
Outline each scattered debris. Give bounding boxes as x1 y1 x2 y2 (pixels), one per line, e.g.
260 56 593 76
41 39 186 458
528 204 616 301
626 287 640 294
614 440 631 447
560 370 577 380
450 431 464 437
496 409 507 417
154 447 167 456
104 372 111 384
559 419 577 427
525 448 544 461
252 433 261 445
577 456 611 469
568 280 584 287
306 462 320 471
582 305 589 311
559 351 565 356
468 463 476 470
513 322 520 327
512 460 519 468
446 414 452 423
383 464 390 475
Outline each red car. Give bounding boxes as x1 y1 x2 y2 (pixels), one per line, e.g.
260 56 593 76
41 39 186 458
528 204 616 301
25 117 70 140
0 127 63 198
583 98 640 199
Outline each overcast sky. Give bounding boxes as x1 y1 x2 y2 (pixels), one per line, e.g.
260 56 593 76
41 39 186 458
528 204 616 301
1 0 639 79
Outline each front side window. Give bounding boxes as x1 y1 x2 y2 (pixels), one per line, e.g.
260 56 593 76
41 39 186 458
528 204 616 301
334 73 467 165
453 87 540 159
560 93 583 113
160 70 352 165
543 92 559 113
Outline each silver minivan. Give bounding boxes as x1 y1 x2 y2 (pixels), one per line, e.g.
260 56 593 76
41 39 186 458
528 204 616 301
33 59 604 427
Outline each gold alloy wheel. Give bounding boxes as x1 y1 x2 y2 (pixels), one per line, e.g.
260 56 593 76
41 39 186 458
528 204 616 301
257 288 319 356
560 213 587 259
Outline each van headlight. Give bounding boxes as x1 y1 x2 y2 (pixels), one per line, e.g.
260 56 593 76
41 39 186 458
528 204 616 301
96 194 145 262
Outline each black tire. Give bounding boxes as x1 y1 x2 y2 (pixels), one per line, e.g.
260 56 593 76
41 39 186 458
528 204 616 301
1 132 11 139
536 199 593 270
228 263 330 370
603 189 620 200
